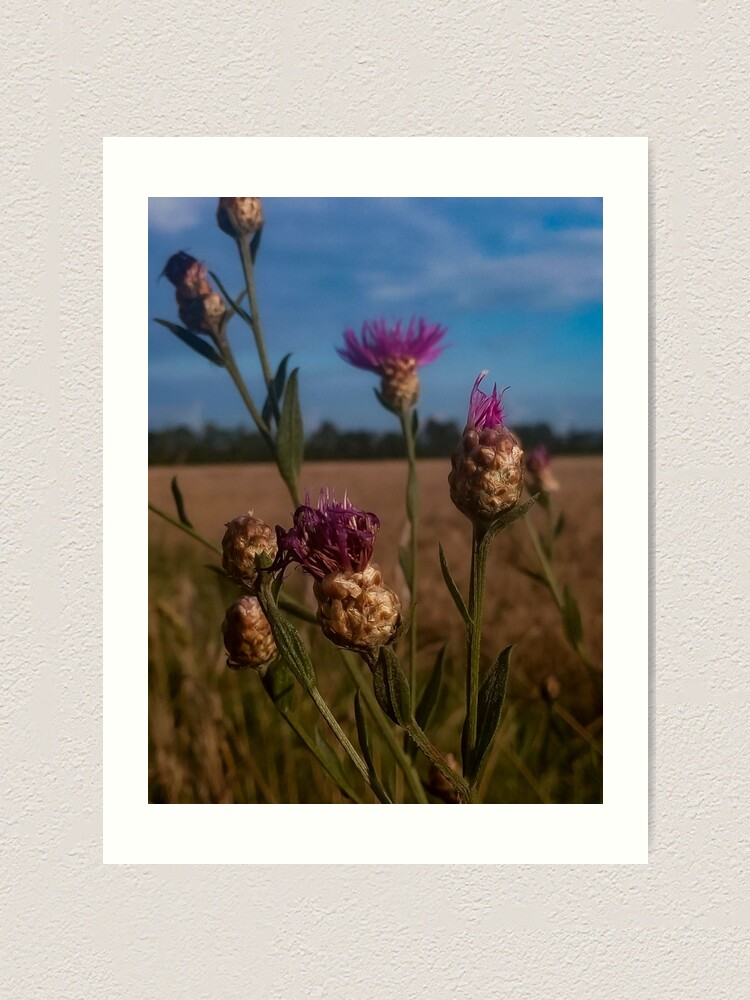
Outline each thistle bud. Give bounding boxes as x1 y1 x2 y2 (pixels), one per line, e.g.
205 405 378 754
525 445 560 494
313 563 401 651
380 356 420 411
162 251 205 288
449 371 524 526
427 753 461 803
222 513 277 588
178 290 228 338
222 596 277 672
217 197 264 238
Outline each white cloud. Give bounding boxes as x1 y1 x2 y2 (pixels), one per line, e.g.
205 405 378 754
357 200 602 312
148 198 206 234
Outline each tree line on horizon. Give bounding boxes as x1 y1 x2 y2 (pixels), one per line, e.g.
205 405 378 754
148 419 602 466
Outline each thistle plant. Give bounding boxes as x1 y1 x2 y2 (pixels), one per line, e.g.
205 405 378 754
338 319 447 706
149 196 598 805
515 445 596 677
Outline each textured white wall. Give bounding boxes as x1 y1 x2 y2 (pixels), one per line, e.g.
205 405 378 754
2 1 748 997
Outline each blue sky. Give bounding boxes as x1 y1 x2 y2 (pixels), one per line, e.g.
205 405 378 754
148 197 602 432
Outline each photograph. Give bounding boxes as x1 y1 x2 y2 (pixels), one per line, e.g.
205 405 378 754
147 194 604 806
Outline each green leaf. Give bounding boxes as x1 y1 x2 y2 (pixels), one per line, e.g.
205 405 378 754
208 271 253 326
411 409 419 438
276 368 304 495
554 513 566 539
373 387 398 415
372 646 412 728
562 585 584 648
262 353 292 425
407 644 447 759
311 728 358 796
261 657 295 711
517 566 550 589
398 544 413 591
170 475 193 528
471 644 513 780
438 542 471 627
154 318 225 367
260 589 316 691
354 691 393 803
486 494 538 539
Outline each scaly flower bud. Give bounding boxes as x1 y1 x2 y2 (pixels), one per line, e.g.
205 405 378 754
222 512 277 588
177 290 228 338
222 596 277 672
449 371 524 526
217 197 264 238
313 563 401 651
162 252 207 289
338 318 447 413
272 490 401 650
525 445 560 494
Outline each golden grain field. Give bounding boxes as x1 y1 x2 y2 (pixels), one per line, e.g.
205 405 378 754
149 457 602 804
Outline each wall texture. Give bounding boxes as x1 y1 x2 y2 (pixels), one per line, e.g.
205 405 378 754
2 1 748 997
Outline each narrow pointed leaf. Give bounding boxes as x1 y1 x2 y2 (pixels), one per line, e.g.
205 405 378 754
438 542 471 627
471 644 513 780
372 646 412 728
562 585 584 648
554 513 566 539
208 271 253 326
260 657 295 711
407 644 447 759
170 475 193 528
486 494 538 539
311 728 359 798
262 352 292 425
411 409 419 437
260 589 316 691
154 318 225 366
517 566 551 589
276 368 304 493
398 544 413 591
373 387 398 415
354 691 393 803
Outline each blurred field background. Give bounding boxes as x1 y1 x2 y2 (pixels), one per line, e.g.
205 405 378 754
149 455 602 804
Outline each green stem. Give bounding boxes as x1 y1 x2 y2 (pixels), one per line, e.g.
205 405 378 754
219 336 300 508
236 235 276 399
275 702 364 802
406 720 474 803
399 409 419 703
525 518 563 609
524 516 594 672
307 685 372 791
148 503 220 554
463 526 490 778
219 338 273 443
340 652 428 804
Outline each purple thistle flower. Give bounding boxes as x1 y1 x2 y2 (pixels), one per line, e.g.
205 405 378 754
272 490 380 581
338 318 447 373
526 445 552 475
467 370 507 430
